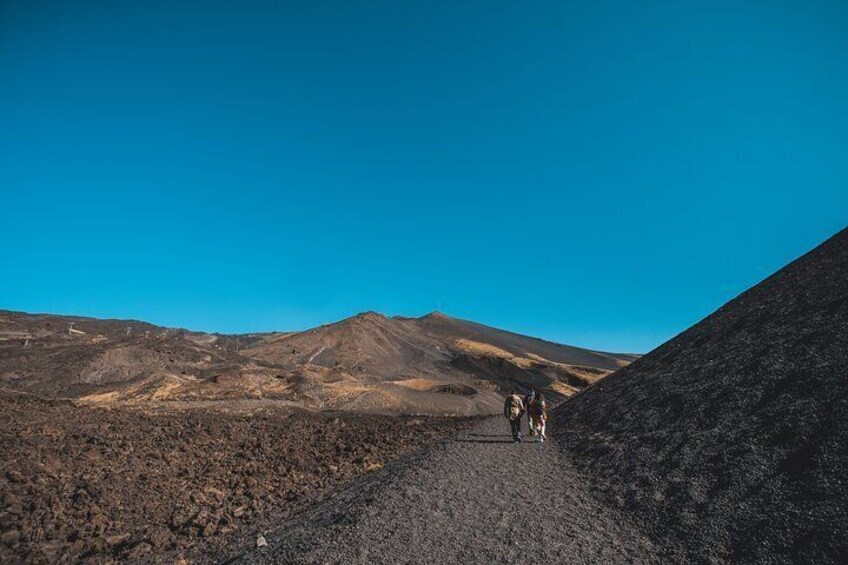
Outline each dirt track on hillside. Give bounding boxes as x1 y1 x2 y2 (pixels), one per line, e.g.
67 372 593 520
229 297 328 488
0 309 632 417
234 418 660 564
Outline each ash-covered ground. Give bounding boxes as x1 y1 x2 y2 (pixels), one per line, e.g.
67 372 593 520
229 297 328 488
552 227 848 563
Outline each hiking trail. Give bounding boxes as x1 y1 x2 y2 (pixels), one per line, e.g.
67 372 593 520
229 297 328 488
234 417 660 564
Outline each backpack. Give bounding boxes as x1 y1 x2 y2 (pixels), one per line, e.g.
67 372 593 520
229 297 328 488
508 395 523 417
530 396 546 417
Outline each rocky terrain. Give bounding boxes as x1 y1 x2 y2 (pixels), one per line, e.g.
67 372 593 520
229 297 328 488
0 310 634 416
552 227 848 563
0 308 635 563
0 388 477 563
238 417 660 565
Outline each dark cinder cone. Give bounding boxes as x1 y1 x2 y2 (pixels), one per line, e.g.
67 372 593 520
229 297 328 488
553 227 848 563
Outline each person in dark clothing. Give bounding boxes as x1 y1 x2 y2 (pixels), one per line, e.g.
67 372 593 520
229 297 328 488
503 390 525 442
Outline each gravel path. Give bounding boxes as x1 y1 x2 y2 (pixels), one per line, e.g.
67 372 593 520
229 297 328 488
234 418 661 564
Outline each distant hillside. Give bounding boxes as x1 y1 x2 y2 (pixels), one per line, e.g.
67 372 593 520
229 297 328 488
404 311 637 370
0 310 634 416
552 227 848 562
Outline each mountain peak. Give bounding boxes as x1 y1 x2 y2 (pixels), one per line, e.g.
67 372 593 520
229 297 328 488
422 311 451 320
353 311 388 321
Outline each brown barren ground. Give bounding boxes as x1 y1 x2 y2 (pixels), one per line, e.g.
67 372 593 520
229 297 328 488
0 310 635 417
0 390 477 563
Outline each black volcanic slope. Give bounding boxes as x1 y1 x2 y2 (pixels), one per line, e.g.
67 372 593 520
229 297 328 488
552 227 848 563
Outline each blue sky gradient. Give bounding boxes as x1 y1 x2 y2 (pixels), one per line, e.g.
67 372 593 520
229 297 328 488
2 1 847 353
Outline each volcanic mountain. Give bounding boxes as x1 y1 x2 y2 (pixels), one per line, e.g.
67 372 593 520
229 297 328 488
0 310 634 416
552 227 848 562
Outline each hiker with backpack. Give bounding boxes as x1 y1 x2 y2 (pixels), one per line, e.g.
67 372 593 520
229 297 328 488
527 390 548 442
524 389 537 436
503 390 525 442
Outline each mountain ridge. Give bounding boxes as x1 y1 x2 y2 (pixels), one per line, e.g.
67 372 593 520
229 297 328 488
0 308 634 416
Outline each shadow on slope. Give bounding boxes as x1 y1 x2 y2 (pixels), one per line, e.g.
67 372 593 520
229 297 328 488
552 227 848 563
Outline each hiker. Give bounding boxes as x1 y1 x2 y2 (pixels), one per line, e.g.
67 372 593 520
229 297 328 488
527 390 548 442
503 390 525 442
524 389 537 435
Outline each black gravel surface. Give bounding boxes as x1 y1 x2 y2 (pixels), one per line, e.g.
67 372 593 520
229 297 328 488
553 227 848 564
233 417 661 564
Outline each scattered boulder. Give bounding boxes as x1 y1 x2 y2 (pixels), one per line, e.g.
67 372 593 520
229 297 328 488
104 533 130 548
1 529 20 546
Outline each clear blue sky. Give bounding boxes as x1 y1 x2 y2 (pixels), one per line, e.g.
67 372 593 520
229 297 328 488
1 1 846 353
